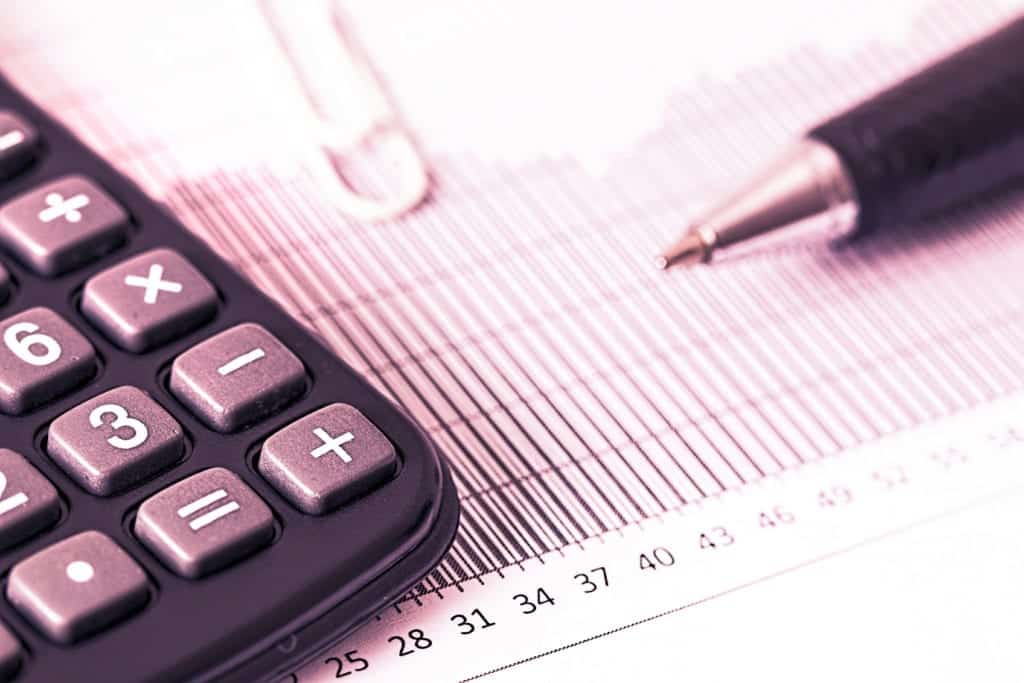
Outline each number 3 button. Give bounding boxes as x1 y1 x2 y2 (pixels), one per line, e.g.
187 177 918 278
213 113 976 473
48 386 184 496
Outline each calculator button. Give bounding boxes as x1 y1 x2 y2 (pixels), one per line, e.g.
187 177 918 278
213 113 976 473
81 248 218 352
48 386 184 496
7 530 148 644
0 175 128 276
0 449 60 550
0 621 20 679
259 404 398 515
0 110 39 181
0 307 96 414
135 467 274 579
169 323 306 432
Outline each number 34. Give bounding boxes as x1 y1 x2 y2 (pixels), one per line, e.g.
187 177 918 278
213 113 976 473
89 404 149 450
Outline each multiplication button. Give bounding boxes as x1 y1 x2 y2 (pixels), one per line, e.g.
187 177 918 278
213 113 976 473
259 404 398 515
0 175 128 276
6 530 149 644
170 323 306 432
135 468 274 578
82 248 218 352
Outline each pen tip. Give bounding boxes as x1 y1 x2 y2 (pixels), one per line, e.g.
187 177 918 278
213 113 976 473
656 230 710 270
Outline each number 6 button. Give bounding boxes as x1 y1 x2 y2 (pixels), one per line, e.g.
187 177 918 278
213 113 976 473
48 386 184 495
0 307 96 414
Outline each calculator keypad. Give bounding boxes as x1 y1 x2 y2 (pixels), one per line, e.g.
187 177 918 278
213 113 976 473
0 87 453 681
0 175 128 276
135 467 274 578
0 621 20 679
47 386 184 496
7 531 149 644
81 247 218 352
169 323 306 432
259 403 398 515
0 307 96 415
0 110 38 181
0 450 59 551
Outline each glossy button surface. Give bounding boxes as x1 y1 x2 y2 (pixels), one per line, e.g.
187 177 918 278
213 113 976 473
259 403 398 515
82 248 218 352
170 323 306 432
135 467 274 578
7 530 149 644
0 175 127 276
48 386 184 496
0 307 95 414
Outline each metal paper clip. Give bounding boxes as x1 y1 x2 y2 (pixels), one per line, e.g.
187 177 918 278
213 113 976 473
259 0 430 223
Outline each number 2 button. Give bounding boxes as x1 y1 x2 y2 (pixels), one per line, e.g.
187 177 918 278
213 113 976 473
0 450 60 550
0 307 96 414
48 386 183 496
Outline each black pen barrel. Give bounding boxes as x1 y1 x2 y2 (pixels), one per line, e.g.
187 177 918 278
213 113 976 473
809 16 1024 237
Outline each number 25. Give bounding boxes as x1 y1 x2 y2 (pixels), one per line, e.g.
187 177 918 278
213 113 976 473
89 403 149 450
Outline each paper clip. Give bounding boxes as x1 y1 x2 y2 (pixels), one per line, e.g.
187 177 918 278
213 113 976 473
259 0 430 223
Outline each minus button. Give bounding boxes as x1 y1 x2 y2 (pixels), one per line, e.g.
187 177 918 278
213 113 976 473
218 348 266 376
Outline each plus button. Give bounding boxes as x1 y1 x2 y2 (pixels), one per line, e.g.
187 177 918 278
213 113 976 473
310 428 355 463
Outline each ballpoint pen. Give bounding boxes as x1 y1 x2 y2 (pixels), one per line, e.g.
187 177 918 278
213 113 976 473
657 15 1024 269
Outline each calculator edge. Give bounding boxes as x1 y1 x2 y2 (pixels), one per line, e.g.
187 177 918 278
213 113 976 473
0 71 462 682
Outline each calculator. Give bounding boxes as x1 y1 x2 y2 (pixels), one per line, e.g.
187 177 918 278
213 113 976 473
0 74 459 681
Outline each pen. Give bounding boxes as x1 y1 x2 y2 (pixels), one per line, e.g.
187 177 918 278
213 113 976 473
657 15 1024 269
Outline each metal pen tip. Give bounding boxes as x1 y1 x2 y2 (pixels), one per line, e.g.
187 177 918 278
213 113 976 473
656 229 711 270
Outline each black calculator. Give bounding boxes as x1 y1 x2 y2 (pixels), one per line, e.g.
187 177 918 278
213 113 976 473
0 74 459 681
